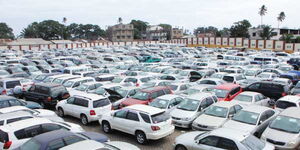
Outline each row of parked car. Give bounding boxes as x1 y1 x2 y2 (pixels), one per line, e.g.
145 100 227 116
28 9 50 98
1 45 300 150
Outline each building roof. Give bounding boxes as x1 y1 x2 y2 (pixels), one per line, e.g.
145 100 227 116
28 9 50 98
7 38 52 45
51 40 74 44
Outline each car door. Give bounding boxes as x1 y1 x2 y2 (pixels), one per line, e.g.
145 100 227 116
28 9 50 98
258 94 269 106
246 83 261 93
254 95 263 106
195 136 222 150
255 110 276 138
124 110 140 134
111 109 128 132
216 137 239 150
24 85 38 101
62 97 76 116
72 98 89 118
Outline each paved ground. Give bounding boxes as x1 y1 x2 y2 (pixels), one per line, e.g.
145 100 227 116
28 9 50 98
63 116 191 150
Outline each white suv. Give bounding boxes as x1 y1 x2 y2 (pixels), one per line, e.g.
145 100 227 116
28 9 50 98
0 118 84 149
99 104 175 144
56 94 112 125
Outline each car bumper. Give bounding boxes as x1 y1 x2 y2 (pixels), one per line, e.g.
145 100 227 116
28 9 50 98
146 126 175 140
191 123 216 131
88 115 101 122
172 120 193 128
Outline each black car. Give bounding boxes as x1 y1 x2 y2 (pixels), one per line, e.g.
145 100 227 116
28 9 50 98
243 81 290 100
23 83 70 107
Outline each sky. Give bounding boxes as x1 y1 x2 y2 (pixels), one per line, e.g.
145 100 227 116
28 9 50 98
0 0 299 36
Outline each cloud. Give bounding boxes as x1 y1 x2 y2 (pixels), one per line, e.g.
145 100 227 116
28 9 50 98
0 0 299 35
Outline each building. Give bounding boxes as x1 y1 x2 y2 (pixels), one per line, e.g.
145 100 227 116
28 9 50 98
249 28 300 40
107 23 134 42
171 28 183 39
144 25 168 41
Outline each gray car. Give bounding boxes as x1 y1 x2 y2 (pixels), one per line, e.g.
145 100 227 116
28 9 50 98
174 128 274 150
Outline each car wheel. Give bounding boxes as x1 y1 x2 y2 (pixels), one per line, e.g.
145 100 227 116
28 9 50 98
80 115 88 125
57 108 64 117
102 121 111 133
175 145 187 150
136 131 147 144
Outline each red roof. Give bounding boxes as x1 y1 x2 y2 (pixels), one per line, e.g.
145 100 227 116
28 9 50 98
215 83 240 90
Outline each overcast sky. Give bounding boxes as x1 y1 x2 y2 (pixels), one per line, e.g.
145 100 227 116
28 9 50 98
1 0 299 35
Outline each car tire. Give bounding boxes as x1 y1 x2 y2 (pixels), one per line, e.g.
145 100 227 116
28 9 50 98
57 108 64 117
80 114 88 125
175 145 187 150
102 121 111 133
135 131 147 144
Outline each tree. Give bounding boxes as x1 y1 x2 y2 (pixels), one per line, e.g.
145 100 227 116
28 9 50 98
130 20 148 39
194 26 218 36
280 34 294 43
0 23 14 39
259 25 275 40
230 20 252 38
277 12 286 29
259 5 267 27
295 36 300 43
216 28 230 37
68 23 105 40
159 24 172 40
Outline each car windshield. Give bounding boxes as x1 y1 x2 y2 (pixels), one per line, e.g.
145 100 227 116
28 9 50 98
131 91 149 100
212 89 229 98
204 106 228 118
279 67 292 72
211 74 223 79
20 139 41 150
50 86 68 97
63 81 74 88
111 77 123 83
35 75 47 81
6 80 21 88
0 71 9 75
177 98 200 111
241 135 265 150
169 85 178 91
43 77 53 82
115 89 128 97
257 74 270 78
276 101 297 109
53 78 63 84
74 84 89 91
269 116 300 133
179 71 189 76
223 76 234 82
149 98 169 109
93 87 106 95
232 110 259 125
245 70 256 76
28 66 39 72
182 89 200 95
234 95 252 102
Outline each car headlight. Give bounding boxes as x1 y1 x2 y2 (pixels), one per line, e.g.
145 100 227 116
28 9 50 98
287 140 297 147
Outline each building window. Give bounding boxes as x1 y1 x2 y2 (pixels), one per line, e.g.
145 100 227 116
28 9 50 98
252 33 256 37
259 44 263 47
127 36 131 38
122 36 125 39
117 36 120 39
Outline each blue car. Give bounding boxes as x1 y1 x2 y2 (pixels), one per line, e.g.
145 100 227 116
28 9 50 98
0 95 43 109
15 130 109 150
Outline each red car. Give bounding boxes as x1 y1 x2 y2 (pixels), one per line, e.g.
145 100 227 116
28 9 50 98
212 83 242 101
120 86 173 107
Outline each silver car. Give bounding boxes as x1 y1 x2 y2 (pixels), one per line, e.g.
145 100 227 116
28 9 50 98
174 128 274 150
261 107 300 149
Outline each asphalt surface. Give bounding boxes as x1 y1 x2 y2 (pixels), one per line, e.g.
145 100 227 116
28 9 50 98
63 116 191 150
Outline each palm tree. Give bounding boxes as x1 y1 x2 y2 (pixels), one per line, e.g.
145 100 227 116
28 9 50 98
259 25 275 40
63 17 67 24
118 17 123 24
259 5 267 27
277 12 286 29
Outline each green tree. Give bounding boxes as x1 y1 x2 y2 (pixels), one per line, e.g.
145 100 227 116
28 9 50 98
194 26 218 36
216 28 230 37
280 34 294 43
0 23 14 39
259 5 267 27
259 25 276 40
230 20 252 38
277 12 286 29
159 24 172 40
130 20 148 39
295 36 300 43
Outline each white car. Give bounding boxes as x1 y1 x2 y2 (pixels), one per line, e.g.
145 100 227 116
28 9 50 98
174 128 274 150
274 95 300 111
0 106 63 122
62 77 95 90
59 140 140 150
99 104 174 144
232 91 270 107
149 94 185 114
256 72 278 81
223 105 279 138
0 118 84 149
68 82 103 96
170 93 217 128
192 101 243 131
56 94 112 125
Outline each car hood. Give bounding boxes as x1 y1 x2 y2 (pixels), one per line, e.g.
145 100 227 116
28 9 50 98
25 101 43 109
263 128 299 143
68 90 86 96
79 132 108 142
223 120 256 133
176 131 204 144
106 141 140 150
171 109 197 118
193 114 228 127
36 109 57 117
121 98 148 106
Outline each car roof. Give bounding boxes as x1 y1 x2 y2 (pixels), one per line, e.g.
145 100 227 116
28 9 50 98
242 105 272 113
0 78 22 82
35 82 62 87
0 118 51 132
126 104 164 115
0 95 18 101
73 93 106 100
59 140 104 150
156 94 180 100
238 91 260 96
280 107 300 119
187 92 214 101
141 86 170 93
81 82 102 86
212 101 240 108
211 128 249 141
66 77 94 82
0 106 29 114
278 95 300 103
33 130 76 143
0 111 33 120
215 83 240 90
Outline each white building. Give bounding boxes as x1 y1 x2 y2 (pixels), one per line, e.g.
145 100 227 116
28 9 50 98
249 28 300 40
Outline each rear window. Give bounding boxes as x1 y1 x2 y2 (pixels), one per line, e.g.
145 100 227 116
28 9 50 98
6 81 21 89
50 86 68 97
93 98 111 108
0 130 8 143
223 76 234 82
151 112 170 124
276 101 297 109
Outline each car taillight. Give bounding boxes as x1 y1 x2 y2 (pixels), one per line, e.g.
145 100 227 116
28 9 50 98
3 141 12 149
136 83 140 87
1 89 6 95
151 126 160 131
90 110 96 116
282 92 287 96
47 97 52 101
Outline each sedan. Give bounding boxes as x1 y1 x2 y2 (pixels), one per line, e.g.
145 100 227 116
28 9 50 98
232 91 270 107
